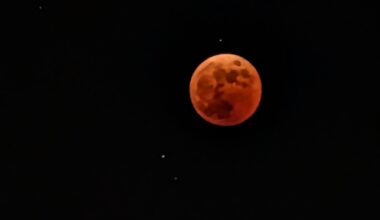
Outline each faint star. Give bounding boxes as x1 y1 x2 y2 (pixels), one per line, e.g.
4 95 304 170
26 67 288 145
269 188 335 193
173 176 179 181
38 6 43 10
161 154 166 159
219 38 223 42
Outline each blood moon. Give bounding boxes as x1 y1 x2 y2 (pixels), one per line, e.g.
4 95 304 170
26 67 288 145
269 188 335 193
189 53 262 126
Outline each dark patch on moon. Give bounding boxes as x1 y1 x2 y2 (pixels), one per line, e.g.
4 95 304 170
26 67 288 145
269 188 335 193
240 69 251 78
203 99 233 119
238 82 250 88
226 70 239 83
215 83 224 91
197 74 233 119
233 60 241 66
202 79 233 119
213 67 227 82
213 91 223 99
197 75 214 90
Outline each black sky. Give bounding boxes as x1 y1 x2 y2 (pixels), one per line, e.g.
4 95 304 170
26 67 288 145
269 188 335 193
3 0 379 219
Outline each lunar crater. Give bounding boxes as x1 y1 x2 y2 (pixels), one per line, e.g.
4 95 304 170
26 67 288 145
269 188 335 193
233 60 241 66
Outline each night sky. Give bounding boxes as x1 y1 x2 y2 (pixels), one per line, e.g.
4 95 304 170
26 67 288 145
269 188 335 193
3 1 379 219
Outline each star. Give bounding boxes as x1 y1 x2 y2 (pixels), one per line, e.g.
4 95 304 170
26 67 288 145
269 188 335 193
173 176 179 181
161 154 166 159
219 38 223 42
38 6 43 10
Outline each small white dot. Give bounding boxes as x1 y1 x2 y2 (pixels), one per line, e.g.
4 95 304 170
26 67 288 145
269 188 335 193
161 154 166 159
38 6 43 10
219 38 223 42
173 176 178 181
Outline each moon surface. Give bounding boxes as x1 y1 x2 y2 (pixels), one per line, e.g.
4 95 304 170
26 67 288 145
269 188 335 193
189 53 262 126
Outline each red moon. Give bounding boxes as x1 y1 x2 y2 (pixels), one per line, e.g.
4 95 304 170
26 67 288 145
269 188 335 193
189 53 262 126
